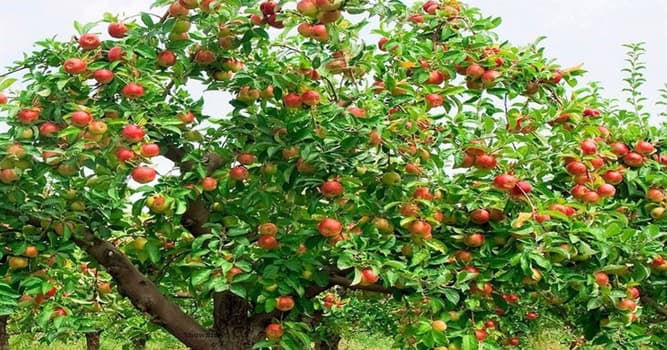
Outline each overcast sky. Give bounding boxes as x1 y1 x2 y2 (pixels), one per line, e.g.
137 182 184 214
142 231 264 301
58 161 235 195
1 1 665 117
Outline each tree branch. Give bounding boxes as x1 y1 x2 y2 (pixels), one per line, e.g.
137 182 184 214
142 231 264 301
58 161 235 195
72 230 223 350
641 295 667 317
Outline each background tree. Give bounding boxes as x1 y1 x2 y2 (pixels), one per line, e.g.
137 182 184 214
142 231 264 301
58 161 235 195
0 0 665 349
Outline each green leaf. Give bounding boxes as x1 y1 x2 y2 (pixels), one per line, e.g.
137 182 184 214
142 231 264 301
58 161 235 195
462 334 478 350
141 13 154 27
191 269 212 287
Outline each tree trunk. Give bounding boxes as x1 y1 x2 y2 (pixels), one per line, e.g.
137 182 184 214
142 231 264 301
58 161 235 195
314 334 341 350
85 331 101 350
213 292 265 350
0 316 9 350
132 336 147 350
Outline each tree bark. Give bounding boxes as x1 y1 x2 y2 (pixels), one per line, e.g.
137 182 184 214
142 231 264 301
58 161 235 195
213 292 265 350
0 316 9 350
314 335 341 350
85 331 101 350
72 230 224 350
132 336 147 350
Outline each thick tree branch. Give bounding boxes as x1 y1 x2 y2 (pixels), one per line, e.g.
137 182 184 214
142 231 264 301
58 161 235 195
641 295 667 317
72 230 223 350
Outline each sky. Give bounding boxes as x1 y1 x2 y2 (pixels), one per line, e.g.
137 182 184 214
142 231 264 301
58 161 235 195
1 0 666 117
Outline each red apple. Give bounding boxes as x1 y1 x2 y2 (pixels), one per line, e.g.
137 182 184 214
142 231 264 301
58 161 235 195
140 143 161 157
122 83 145 99
230 166 249 181
646 188 665 202
122 125 145 143
617 298 636 311
493 173 518 191
466 63 485 79
297 0 318 17
79 33 100 50
318 218 342 237
469 209 490 225
18 108 40 124
93 69 114 84
258 223 278 236
39 122 59 136
321 180 344 198
116 148 135 163
610 142 629 156
310 24 329 42
194 49 216 65
157 50 177 67
276 296 295 311
473 154 496 169
623 152 644 167
565 161 587 175
594 272 609 287
360 268 379 285
580 139 597 155
283 93 302 108
265 323 283 341
602 170 623 185
258 235 279 249
108 46 124 62
63 58 87 75
597 184 616 197
301 90 321 106
635 140 655 155
463 233 485 247
425 93 443 108
108 23 128 38
70 111 92 127
131 166 157 183
0 93 7 104
481 69 500 87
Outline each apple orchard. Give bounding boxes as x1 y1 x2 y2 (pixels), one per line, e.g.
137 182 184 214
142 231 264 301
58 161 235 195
0 0 665 349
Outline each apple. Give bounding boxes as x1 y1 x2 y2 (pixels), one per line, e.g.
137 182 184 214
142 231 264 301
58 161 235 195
474 329 488 341
131 166 157 183
8 256 28 269
610 142 628 156
360 268 379 285
147 195 170 213
583 107 601 117
122 125 146 143
481 69 500 87
230 166 249 181
431 320 447 332
646 188 664 202
108 46 125 61
235 153 256 165
98 282 112 294
310 24 329 42
23 246 38 258
571 185 589 199
408 220 432 238
108 22 127 38
617 298 636 311
0 93 7 104
116 148 135 163
580 139 597 154
179 0 198 9
93 69 114 84
52 307 67 318
510 181 532 197
178 111 195 124
71 110 92 127
257 235 279 249
483 320 496 329
275 296 294 311
158 50 177 67
469 209 490 225
597 184 616 197
282 146 300 160
283 93 302 108
627 287 640 299
635 140 655 155
409 14 425 23
169 2 189 16
140 143 161 157
226 267 243 282
602 170 623 184
466 64 485 78
454 250 473 263
623 152 644 167
79 33 100 50
565 161 587 175
473 154 496 169
6 144 25 158
63 58 87 74
525 312 539 320
297 0 318 17
413 187 433 200
265 323 283 341
318 218 342 237
172 19 191 34
321 180 344 198
426 71 446 85
122 83 145 99
297 23 313 37
493 173 518 191
425 93 444 109
258 223 278 236
463 233 484 247
194 49 216 65
508 337 520 346
301 90 321 106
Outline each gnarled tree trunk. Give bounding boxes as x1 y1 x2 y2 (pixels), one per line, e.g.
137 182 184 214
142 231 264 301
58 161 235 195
213 292 265 350
0 316 9 350
85 331 101 350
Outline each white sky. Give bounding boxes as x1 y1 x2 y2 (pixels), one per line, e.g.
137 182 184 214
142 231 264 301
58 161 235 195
1 1 666 117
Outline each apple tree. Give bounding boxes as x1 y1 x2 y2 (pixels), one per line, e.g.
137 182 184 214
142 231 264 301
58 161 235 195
0 0 666 349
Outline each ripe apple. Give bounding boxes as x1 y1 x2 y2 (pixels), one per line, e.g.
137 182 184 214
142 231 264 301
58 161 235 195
635 140 655 155
157 50 177 67
257 235 279 249
194 49 216 65
473 154 496 169
258 223 278 236
309 24 329 42
265 323 283 341
565 161 587 175
179 0 198 9
93 69 114 84
623 152 644 167
140 143 161 157
131 166 157 183
580 139 597 154
98 282 112 294
318 218 343 237
0 93 7 104
71 110 92 127
408 220 432 238
178 111 195 124
229 166 249 181
617 298 636 312
301 90 321 106
200 177 217 191
108 46 124 61
122 125 145 143
52 307 67 318
321 180 344 198
481 70 500 87
116 148 135 163
646 188 664 202
508 337 520 346
63 58 87 74
360 268 379 285
610 142 628 156
169 2 189 16
226 267 243 282
466 64 485 79
147 195 170 213
463 233 484 247
594 272 609 287
526 312 539 320
1 169 20 184
469 209 490 225
108 22 128 38
79 33 100 50
276 296 295 311
122 83 145 99
474 329 488 341
627 287 640 299
297 0 318 17
23 246 38 258
597 184 616 197
283 93 302 108
493 173 518 191
602 170 623 184
425 93 444 109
